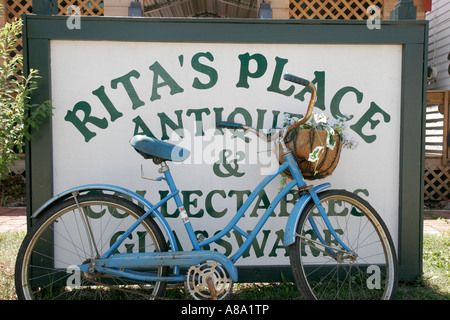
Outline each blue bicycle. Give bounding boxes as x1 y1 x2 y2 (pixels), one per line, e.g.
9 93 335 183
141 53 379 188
15 74 398 300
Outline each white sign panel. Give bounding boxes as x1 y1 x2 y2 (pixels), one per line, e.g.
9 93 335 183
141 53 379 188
50 40 402 267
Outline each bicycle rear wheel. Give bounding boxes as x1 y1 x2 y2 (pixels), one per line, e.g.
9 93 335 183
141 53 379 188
15 193 169 300
289 190 398 300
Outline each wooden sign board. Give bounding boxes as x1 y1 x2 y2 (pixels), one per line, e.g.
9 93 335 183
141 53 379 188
24 16 427 281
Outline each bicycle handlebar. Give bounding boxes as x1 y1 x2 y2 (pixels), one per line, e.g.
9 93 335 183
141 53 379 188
283 73 316 132
217 73 317 142
283 74 310 87
217 122 244 130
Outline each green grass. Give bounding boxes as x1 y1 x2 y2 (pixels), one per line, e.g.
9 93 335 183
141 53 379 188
2 231 449 300
395 231 450 300
0 231 25 300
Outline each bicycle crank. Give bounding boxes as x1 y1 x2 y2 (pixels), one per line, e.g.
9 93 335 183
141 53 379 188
184 261 233 300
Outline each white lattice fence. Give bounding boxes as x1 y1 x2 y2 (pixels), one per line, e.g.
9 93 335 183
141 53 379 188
289 0 383 20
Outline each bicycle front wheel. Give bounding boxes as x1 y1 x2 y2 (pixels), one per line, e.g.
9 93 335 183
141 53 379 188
15 193 169 300
289 190 398 300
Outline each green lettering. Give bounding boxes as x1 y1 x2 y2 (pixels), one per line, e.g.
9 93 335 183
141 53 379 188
228 190 251 213
213 107 225 134
213 231 233 256
350 101 391 143
351 189 369 217
354 188 369 198
269 229 289 257
92 85 123 122
132 116 156 138
234 229 270 258
149 61 184 101
64 101 108 142
111 70 145 110
256 109 267 130
330 86 363 121
255 109 281 131
327 199 349 217
137 231 147 252
159 190 179 217
84 202 106 219
158 110 184 140
279 190 298 217
110 232 132 254
191 52 218 89
324 229 344 251
294 71 325 110
236 53 267 88
227 107 252 142
136 190 147 209
205 190 227 218
267 57 295 96
186 108 211 136
250 190 271 217
301 229 321 257
183 190 204 218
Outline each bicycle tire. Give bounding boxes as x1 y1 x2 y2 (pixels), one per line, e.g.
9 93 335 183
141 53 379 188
15 193 169 300
289 190 398 300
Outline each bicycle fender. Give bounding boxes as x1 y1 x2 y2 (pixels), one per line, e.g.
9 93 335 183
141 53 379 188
283 183 330 246
30 184 179 252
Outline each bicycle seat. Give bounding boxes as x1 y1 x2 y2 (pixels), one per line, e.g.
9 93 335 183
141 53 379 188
130 135 190 162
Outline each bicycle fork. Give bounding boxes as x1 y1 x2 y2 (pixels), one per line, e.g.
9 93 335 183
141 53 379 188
300 189 357 262
282 148 356 262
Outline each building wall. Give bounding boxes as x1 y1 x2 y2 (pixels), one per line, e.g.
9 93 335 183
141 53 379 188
427 0 450 90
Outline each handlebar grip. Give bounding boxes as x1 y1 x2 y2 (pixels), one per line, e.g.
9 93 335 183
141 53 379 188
217 121 244 129
283 74 310 87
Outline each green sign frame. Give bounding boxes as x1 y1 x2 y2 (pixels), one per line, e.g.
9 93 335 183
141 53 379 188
23 15 428 281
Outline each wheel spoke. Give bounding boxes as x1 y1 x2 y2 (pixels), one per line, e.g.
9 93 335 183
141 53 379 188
290 190 398 300
16 194 169 300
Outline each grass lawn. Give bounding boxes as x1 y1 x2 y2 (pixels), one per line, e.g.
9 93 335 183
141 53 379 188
2 231 449 300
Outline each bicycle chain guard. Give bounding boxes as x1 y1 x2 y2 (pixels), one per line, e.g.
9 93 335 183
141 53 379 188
184 261 234 300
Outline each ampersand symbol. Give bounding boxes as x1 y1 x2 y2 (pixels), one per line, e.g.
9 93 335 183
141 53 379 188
213 149 245 178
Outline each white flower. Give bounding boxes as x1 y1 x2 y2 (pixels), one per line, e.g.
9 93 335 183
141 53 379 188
312 113 328 126
308 146 324 162
325 126 336 150
283 113 298 126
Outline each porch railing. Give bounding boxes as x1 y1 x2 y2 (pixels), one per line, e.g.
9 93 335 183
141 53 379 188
425 90 450 202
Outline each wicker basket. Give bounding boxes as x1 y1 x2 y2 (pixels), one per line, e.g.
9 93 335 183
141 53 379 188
279 129 342 180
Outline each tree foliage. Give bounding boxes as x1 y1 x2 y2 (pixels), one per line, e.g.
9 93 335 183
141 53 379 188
0 16 52 179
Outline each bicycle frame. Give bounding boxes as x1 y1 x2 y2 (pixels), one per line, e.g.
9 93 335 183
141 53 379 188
72 149 351 284
107 151 308 264
31 74 353 284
